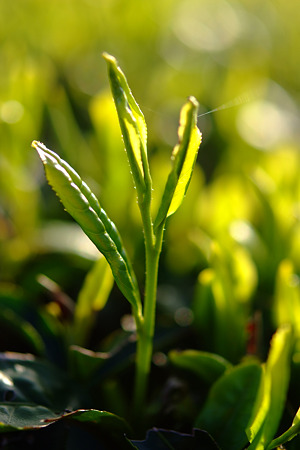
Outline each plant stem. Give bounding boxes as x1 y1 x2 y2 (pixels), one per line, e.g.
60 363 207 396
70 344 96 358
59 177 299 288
133 218 165 418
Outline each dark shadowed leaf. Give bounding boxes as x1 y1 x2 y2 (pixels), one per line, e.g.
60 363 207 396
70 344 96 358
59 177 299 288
130 428 220 450
0 404 58 432
45 408 131 437
0 353 73 411
169 349 232 384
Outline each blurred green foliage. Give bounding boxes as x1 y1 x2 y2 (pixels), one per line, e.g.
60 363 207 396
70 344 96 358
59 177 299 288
0 0 300 447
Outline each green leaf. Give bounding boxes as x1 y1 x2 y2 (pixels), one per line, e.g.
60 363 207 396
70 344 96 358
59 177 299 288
0 404 58 431
103 53 149 196
245 365 270 446
68 345 110 381
267 406 300 449
154 97 202 230
72 256 114 346
45 408 131 437
273 259 300 338
130 428 220 449
169 349 232 384
247 325 293 449
0 353 73 411
0 353 132 446
0 405 131 442
0 306 45 356
195 362 263 450
32 141 142 323
192 264 246 362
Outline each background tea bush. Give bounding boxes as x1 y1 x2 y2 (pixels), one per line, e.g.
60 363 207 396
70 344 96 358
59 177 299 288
1 1 300 448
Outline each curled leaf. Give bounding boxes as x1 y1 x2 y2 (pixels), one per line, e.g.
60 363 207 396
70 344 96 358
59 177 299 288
154 96 202 230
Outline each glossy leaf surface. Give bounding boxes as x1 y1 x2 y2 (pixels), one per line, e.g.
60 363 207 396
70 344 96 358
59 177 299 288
154 97 201 229
0 352 132 447
0 404 57 431
103 53 149 195
32 141 142 321
0 353 73 411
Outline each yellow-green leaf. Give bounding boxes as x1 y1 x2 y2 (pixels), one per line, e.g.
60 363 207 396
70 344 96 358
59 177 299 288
32 141 142 323
154 96 201 230
103 53 149 194
247 325 293 449
72 257 114 346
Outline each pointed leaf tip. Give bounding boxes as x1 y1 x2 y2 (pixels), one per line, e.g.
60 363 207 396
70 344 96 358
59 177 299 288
102 52 116 64
188 96 199 108
154 97 201 229
32 142 142 320
31 140 49 163
104 52 149 196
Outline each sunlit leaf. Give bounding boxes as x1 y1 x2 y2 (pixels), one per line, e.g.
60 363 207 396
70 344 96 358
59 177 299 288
154 97 201 229
267 407 300 449
103 53 149 195
245 364 270 445
32 141 142 323
247 325 293 449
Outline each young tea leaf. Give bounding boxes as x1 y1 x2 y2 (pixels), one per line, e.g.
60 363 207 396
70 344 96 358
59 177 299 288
32 141 142 323
103 53 150 197
154 96 202 230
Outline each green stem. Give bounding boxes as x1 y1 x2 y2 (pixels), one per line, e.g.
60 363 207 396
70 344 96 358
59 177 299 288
133 219 165 418
132 145 166 419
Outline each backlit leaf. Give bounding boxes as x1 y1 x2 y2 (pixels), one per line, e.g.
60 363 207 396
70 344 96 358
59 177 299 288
32 141 142 322
103 53 149 195
154 96 201 230
267 406 300 449
247 325 293 449
72 256 114 346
